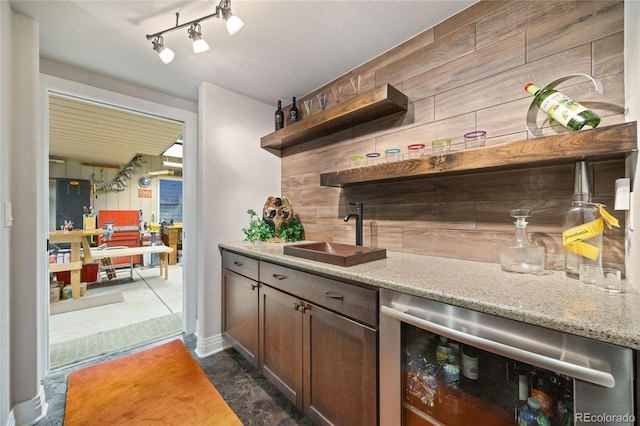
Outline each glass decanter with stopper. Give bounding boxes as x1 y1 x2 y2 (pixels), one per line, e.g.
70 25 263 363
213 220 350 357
500 209 545 275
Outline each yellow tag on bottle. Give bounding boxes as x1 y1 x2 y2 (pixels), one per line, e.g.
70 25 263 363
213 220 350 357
562 204 618 261
563 218 604 260
597 204 620 229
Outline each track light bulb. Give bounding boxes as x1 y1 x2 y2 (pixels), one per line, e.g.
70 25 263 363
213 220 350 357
152 36 175 64
222 9 244 35
188 24 210 54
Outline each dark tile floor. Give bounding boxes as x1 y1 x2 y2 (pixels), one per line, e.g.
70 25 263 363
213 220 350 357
37 334 315 425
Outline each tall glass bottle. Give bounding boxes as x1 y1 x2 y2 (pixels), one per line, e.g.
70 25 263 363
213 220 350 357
289 97 299 125
500 209 545 275
275 100 284 130
524 83 600 131
563 161 602 279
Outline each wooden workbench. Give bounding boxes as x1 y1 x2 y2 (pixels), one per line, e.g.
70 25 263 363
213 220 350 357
90 245 174 281
161 225 182 265
49 229 104 299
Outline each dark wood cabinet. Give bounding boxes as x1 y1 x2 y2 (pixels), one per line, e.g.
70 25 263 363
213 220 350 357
259 284 303 406
221 252 260 367
303 300 377 426
260 283 377 426
221 248 380 425
259 260 378 426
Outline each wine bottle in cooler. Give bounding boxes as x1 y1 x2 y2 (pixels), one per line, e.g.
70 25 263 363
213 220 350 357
524 83 600 131
275 100 284 130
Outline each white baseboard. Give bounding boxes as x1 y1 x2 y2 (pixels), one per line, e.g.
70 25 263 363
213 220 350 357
12 385 47 426
194 332 231 358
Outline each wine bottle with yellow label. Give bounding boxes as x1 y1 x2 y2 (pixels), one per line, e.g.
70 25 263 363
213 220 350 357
525 83 600 131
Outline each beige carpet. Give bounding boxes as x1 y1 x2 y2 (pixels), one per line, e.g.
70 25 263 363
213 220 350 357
64 339 242 426
50 292 124 315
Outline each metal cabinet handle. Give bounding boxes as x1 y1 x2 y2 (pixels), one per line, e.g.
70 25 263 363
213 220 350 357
293 302 300 311
250 283 258 291
272 273 288 280
300 303 309 313
325 292 344 300
233 261 244 266
381 305 616 388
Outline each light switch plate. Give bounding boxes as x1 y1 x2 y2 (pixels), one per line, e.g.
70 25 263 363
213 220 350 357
4 201 12 227
614 178 631 210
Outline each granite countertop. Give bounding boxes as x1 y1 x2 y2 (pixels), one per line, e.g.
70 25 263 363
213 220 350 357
219 241 640 350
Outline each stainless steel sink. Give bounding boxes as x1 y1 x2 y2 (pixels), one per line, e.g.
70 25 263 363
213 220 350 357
283 242 386 267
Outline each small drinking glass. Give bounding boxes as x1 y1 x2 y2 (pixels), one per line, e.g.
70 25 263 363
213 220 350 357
579 264 601 287
408 144 425 159
366 152 381 165
303 99 314 116
464 130 487 149
349 155 364 168
332 86 344 104
432 138 451 154
385 148 401 162
597 268 623 293
317 93 328 110
350 75 362 96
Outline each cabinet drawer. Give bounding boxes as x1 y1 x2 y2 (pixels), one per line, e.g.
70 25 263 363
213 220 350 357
260 261 377 327
222 250 259 281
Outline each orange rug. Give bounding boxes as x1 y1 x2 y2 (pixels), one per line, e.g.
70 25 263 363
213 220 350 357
64 339 242 425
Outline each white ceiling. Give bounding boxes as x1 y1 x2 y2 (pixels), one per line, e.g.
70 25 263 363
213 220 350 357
9 0 477 164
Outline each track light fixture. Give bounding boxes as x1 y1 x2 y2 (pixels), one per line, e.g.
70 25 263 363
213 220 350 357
188 24 210 53
152 35 175 64
146 0 243 64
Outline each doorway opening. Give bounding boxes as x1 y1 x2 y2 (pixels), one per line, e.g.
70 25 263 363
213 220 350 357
46 91 187 370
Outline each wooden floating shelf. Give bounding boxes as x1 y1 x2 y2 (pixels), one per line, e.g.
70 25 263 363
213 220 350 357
320 122 637 187
261 84 408 151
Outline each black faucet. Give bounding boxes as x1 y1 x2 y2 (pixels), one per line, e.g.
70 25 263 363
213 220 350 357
343 202 363 246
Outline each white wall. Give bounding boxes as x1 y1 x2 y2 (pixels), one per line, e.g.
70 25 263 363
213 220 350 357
0 2 12 424
7 11 48 426
195 82 279 356
625 1 639 291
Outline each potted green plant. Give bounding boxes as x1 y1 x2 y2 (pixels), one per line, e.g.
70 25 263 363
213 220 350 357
242 209 304 243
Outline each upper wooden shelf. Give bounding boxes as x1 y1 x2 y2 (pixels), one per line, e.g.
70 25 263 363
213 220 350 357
261 84 408 151
320 122 637 187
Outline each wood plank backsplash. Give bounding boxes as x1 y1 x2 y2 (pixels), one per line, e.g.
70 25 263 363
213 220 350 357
280 0 627 273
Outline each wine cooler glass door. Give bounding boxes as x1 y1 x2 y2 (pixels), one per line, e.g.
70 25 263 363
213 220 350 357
402 323 573 425
379 289 634 426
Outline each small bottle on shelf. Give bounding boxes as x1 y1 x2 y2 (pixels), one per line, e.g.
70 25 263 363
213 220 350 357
275 100 284 130
289 97 299 125
524 83 600 132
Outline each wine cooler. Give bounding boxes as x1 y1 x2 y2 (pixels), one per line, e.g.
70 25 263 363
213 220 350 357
379 289 635 426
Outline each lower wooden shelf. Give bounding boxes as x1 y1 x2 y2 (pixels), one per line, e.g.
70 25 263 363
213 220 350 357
320 122 637 187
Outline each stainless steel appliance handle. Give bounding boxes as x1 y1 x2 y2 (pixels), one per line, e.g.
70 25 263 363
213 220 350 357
381 305 615 388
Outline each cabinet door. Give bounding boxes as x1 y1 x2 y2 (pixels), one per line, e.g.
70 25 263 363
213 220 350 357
222 269 259 367
259 284 303 407
303 302 378 426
